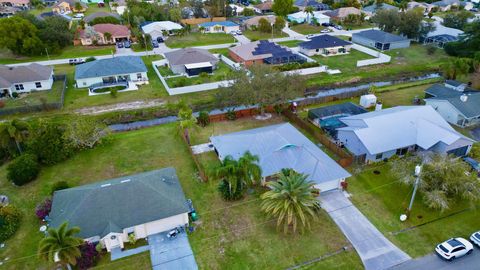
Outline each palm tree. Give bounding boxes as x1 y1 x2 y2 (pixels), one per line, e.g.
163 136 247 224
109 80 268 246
237 151 262 186
304 6 315 24
261 171 320 233
103 32 112 43
0 119 29 155
171 100 196 145
38 222 83 269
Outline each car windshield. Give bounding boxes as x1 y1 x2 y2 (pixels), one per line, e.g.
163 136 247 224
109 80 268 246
447 239 463 248
439 245 449 253
475 233 480 239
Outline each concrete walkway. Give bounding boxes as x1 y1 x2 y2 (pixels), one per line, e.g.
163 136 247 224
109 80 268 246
282 26 305 38
111 245 150 261
320 190 411 270
234 34 251 44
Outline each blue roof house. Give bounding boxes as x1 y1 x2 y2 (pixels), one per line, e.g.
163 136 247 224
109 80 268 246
75 56 148 89
198 21 239 33
210 123 351 192
299 34 352 56
352 29 410 51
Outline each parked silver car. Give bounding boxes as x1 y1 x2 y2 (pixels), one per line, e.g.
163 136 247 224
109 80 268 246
435 238 473 261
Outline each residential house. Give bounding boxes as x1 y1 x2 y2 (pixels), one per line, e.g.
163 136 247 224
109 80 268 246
79 23 130 45
352 29 410 50
210 123 351 192
362 3 399 14
0 64 53 97
164 48 219 76
407 1 433 12
308 102 367 137
336 106 474 163
109 0 127 15
254 0 273 14
287 11 330 24
0 0 30 8
424 81 480 127
141 21 183 40
84 12 121 24
229 4 244 16
49 168 191 253
52 0 87 13
74 56 148 88
420 19 463 47
299 35 352 56
294 0 330 11
198 21 239 33
229 40 306 66
324 7 363 21
243 15 276 30
0 5 21 17
431 0 473 11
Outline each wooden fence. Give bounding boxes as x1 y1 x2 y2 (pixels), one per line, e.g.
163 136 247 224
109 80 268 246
282 110 354 168
181 17 226 25
180 129 209 182
208 108 259 122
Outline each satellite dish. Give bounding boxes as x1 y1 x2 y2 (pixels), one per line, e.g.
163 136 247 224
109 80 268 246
400 214 407 222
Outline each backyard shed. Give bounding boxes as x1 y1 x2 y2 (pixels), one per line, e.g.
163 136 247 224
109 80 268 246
359 94 377 108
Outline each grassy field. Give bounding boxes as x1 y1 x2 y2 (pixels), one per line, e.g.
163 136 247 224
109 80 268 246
243 29 288 41
2 80 64 109
165 33 236 48
277 40 303 48
208 48 231 57
0 46 115 65
307 44 451 87
348 163 480 258
61 55 168 110
312 49 373 72
165 62 233 88
0 121 362 270
290 24 327 35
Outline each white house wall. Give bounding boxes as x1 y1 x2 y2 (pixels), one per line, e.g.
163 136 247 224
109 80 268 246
76 72 148 88
134 213 189 238
314 178 343 193
337 129 368 156
425 99 462 126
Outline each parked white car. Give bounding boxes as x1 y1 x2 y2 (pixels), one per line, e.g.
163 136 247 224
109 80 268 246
435 238 473 261
73 13 84 19
306 34 315 39
320 29 331 33
471 231 480 247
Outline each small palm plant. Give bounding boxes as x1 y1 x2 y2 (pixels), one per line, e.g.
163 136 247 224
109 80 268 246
38 222 84 268
261 170 320 233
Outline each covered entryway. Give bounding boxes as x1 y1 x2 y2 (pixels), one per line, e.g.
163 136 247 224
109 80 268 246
185 62 213 76
315 179 340 193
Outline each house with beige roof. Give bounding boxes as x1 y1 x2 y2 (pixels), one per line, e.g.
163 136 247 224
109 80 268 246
0 64 54 97
0 0 30 8
52 0 87 14
243 15 276 30
79 23 130 45
325 7 364 21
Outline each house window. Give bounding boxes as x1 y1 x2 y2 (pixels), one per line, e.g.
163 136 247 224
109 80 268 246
396 147 408 156
14 84 24 91
375 153 383 160
136 73 142 80
35 82 42 88
315 49 319 52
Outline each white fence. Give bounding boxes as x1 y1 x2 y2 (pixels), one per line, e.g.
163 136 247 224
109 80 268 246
353 44 391 67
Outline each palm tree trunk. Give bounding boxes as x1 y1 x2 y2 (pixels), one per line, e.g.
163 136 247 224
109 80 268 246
184 128 191 145
14 140 22 154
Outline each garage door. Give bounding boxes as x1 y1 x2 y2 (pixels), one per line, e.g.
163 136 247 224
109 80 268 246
315 180 340 193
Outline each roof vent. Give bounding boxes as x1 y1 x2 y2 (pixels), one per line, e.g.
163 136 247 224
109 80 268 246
100 183 111 188
460 94 468 102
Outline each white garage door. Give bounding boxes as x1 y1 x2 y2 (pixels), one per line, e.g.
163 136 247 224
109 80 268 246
315 180 340 193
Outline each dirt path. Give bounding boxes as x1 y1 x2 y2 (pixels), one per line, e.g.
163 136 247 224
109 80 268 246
75 99 166 115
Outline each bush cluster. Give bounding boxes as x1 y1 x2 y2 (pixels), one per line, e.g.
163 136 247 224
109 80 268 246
0 205 21 243
7 153 40 186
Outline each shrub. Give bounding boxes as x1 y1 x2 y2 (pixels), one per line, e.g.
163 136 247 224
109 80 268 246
7 153 40 186
27 121 74 165
199 72 209 79
426 45 437 55
218 179 244 200
197 111 210 127
77 242 101 270
0 205 21 243
50 181 70 195
226 109 237 121
110 88 118 98
12 92 19 98
35 198 52 220
85 57 96 62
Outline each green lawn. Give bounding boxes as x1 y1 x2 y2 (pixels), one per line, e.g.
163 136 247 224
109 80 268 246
165 62 233 88
290 24 327 35
208 48 231 57
131 43 153 52
61 55 168 110
312 48 373 72
2 80 64 109
338 22 375 30
243 29 288 41
83 3 113 17
0 46 115 65
0 121 362 270
348 163 480 258
307 44 452 87
277 40 303 48
165 33 236 48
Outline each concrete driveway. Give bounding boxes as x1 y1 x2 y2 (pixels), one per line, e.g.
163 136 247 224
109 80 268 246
234 34 251 44
148 232 198 270
320 190 411 270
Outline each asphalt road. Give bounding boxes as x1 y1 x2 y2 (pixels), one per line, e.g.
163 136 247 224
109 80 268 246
390 249 480 270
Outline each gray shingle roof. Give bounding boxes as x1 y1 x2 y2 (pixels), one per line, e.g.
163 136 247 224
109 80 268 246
164 48 218 66
353 29 408 43
425 84 480 118
362 3 399 13
49 168 190 239
210 123 351 186
0 63 53 88
300 35 351 50
74 56 147 80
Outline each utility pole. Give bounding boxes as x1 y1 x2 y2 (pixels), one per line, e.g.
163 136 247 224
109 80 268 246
407 164 422 215
45 48 50 61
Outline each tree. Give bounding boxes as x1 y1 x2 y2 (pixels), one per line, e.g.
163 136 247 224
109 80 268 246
0 205 21 243
258 17 272 33
90 16 121 25
274 16 286 32
172 101 196 145
40 16 74 53
372 9 400 33
63 117 109 150
215 64 306 115
74 2 83 12
441 58 471 79
444 21 480 58
38 222 83 268
443 11 474 30
304 6 315 24
391 154 480 211
0 17 44 56
242 8 255 16
398 8 425 39
7 153 41 186
261 171 320 233
272 0 294 17
27 120 74 165
168 7 182 22
0 119 29 155
103 32 112 42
